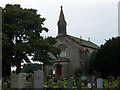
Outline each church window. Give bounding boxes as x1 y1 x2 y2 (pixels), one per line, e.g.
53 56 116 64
59 44 66 57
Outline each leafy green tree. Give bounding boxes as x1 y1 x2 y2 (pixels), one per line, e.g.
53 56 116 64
31 36 60 66
89 37 120 77
89 51 97 74
21 63 42 73
2 33 13 77
2 4 60 76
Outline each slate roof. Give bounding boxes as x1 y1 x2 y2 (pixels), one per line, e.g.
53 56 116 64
57 34 99 49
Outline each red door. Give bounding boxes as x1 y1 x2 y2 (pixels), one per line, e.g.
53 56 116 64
56 64 62 77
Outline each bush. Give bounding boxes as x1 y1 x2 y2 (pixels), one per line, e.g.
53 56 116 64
74 68 82 78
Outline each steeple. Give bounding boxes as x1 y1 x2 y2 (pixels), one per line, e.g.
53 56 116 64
57 6 67 35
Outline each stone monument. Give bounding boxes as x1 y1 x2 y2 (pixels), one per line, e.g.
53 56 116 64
18 73 27 88
34 70 44 88
11 74 18 88
96 78 103 88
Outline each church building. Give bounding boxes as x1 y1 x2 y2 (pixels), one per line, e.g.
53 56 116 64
45 6 99 78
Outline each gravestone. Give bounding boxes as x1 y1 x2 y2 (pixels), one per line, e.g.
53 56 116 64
58 79 64 88
34 70 44 88
87 82 92 88
18 73 27 88
76 78 81 88
67 77 73 88
48 78 54 88
81 75 87 81
96 78 103 88
11 74 18 88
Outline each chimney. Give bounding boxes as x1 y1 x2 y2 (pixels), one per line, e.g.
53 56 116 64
88 38 90 41
80 36 82 39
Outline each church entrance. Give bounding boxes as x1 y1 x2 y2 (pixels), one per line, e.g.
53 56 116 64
55 64 62 78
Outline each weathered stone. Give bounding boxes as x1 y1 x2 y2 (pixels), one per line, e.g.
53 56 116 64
48 78 54 88
34 70 44 88
76 78 81 88
11 74 18 88
81 75 87 81
18 73 27 88
96 78 103 88
58 79 64 88
67 77 72 88
87 82 92 88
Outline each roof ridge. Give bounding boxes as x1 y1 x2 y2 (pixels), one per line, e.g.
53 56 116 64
65 34 99 49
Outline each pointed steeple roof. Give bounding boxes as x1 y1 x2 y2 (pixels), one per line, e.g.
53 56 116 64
58 6 67 25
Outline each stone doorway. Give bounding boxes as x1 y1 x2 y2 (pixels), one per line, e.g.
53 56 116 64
55 64 62 78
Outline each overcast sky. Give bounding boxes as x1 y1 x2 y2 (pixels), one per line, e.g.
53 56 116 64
0 0 119 46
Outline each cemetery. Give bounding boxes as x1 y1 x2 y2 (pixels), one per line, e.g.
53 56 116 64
1 3 120 90
1 70 120 89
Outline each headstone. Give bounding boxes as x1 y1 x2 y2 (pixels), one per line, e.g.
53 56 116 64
87 82 92 88
81 75 87 81
76 78 81 88
11 74 18 88
48 78 54 88
67 77 72 88
34 70 44 88
18 73 27 88
58 79 64 88
96 78 103 88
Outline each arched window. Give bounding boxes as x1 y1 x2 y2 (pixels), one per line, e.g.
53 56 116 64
58 44 67 57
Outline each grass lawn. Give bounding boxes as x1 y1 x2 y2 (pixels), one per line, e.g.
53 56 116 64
44 79 119 88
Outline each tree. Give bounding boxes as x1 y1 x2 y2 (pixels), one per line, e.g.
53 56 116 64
21 63 42 73
89 37 120 77
2 33 13 77
2 4 60 76
89 51 97 74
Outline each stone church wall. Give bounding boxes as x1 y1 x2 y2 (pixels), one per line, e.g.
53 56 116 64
57 37 81 76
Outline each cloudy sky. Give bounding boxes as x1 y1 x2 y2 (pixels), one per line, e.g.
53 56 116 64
0 0 119 46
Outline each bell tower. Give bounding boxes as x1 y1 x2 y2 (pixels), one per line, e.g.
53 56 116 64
57 6 67 35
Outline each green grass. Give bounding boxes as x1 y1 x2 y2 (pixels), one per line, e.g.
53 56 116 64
103 79 119 88
44 79 119 88
113 80 119 87
103 79 108 87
